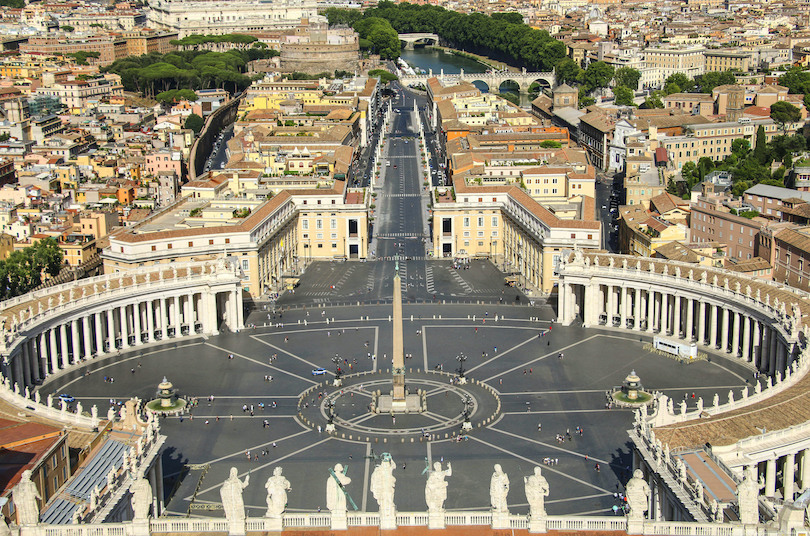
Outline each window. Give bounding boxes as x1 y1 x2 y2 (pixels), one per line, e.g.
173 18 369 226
151 245 156 251
330 219 337 229
225 239 230 244
302 220 309 230
209 239 214 245
242 259 249 270
332 243 337 248
463 217 470 227
477 217 484 227
316 220 323 229
188 242 193 247
492 217 498 227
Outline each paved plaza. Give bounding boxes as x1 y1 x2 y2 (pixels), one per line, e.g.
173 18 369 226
42 283 756 518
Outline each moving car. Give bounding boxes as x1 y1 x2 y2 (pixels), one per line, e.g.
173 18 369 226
58 394 75 403
312 368 327 376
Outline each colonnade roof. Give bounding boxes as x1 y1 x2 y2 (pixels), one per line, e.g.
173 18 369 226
0 264 207 330
654 372 810 450
569 251 810 328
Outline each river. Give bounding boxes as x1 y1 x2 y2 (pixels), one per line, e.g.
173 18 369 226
399 47 523 103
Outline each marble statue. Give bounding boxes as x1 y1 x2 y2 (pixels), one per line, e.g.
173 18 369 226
34 391 40 405
696 398 703 413
264 467 291 518
107 407 116 422
370 455 396 522
326 464 351 514
694 480 703 504
130 473 152 522
737 466 759 525
46 393 53 407
12 470 41 525
524 467 549 518
490 464 509 513
220 468 250 522
713 393 720 408
625 469 650 522
425 461 452 512
711 499 723 522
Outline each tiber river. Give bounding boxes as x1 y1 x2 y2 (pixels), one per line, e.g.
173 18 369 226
398 47 523 103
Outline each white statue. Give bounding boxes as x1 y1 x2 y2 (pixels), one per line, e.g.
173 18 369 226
326 464 351 514
425 461 452 513
625 469 650 522
694 480 703 505
220 467 249 522
696 398 703 413
524 467 549 519
370 455 396 520
264 467 291 518
12 469 41 525
107 407 116 422
490 464 509 513
130 473 152 522
737 466 759 525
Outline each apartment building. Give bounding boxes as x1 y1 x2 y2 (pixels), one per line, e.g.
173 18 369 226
690 194 765 262
743 183 810 219
643 46 706 87
772 226 810 290
704 50 752 72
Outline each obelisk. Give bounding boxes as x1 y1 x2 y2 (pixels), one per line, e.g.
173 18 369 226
392 262 406 404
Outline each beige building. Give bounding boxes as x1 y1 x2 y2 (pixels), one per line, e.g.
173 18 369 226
704 51 751 73
103 182 368 298
431 180 600 295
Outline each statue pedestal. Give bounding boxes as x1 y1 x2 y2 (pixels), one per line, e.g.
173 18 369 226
325 423 335 433
528 515 546 533
333 378 343 388
264 516 283 532
462 420 472 431
379 511 397 531
427 511 445 529
491 510 509 529
457 377 467 385
131 520 150 536
626 518 644 535
227 519 246 536
331 511 347 531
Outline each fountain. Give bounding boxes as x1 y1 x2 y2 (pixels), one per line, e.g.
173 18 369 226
611 370 653 407
145 377 187 414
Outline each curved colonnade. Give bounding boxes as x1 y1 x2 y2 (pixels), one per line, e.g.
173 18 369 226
0 260 244 399
557 251 810 527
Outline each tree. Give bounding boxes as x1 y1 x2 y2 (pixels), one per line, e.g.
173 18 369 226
353 17 400 59
555 58 581 86
643 91 664 109
695 70 737 93
491 12 523 24
185 113 204 135
770 101 802 133
156 89 198 105
540 140 562 148
731 138 750 157
613 85 636 106
680 161 699 189
581 61 614 94
614 67 641 90
61 25 75 32
368 69 398 83
324 7 363 27
779 66 810 107
753 125 767 163
664 73 695 94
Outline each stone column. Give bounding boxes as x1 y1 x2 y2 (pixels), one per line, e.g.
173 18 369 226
698 301 706 344
71 319 81 364
742 316 751 362
39 332 49 374
776 341 787 375
634 287 641 331
646 290 654 332
83 316 92 360
686 298 694 341
147 300 155 342
120 305 130 349
107 308 116 352
59 323 69 368
20 343 31 388
732 311 741 358
673 295 681 338
710 305 719 348
752 321 761 369
160 298 168 339
802 449 810 489
607 285 615 325
765 457 777 497
768 329 777 375
49 328 59 372
235 290 244 330
720 307 729 353
583 284 595 327
173 296 181 336
95 312 104 355
558 283 568 324
133 302 141 346
783 452 796 501
29 340 41 382
620 286 627 328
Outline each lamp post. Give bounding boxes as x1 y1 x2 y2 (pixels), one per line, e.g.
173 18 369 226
456 353 468 384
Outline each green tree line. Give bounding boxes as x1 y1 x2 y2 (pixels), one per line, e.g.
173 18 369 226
326 1 565 71
102 48 278 97
0 238 64 300
170 33 259 48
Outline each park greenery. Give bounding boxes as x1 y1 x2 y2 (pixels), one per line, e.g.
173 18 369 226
155 89 198 105
67 51 101 66
668 125 807 199
326 2 565 70
170 33 259 48
102 47 278 97
368 69 399 83
0 238 64 300
0 0 24 7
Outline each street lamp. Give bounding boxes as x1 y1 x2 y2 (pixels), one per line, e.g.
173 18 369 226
456 353 468 384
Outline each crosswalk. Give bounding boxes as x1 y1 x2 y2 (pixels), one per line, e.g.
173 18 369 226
448 267 474 293
398 262 408 291
378 193 423 198
376 233 425 238
425 265 435 295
